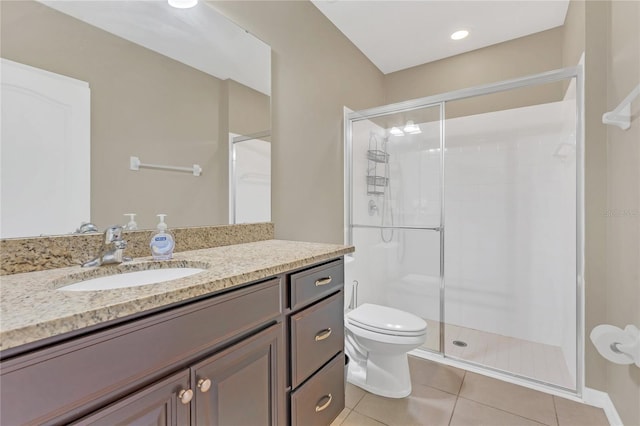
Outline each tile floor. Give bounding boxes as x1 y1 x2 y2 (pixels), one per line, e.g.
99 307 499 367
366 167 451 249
422 320 575 389
332 356 608 426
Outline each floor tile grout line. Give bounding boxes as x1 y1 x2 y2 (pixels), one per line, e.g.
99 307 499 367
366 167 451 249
409 380 465 398
333 408 350 426
351 408 390 426
448 395 460 426
346 385 367 412
408 357 468 397
457 370 467 395
455 396 554 426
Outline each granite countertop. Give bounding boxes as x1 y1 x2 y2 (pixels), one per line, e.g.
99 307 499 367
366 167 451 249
0 239 354 352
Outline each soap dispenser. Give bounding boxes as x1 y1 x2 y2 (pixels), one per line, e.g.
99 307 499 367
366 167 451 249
150 214 174 260
124 213 138 231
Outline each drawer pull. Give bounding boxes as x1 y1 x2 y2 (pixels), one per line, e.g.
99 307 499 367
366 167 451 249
315 276 332 286
314 328 332 341
178 389 193 405
315 393 333 412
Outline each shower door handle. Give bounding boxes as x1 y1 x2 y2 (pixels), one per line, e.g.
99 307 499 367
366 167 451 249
315 276 332 286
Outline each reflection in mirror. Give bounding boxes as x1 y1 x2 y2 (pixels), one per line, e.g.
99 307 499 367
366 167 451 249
229 131 271 224
0 0 270 238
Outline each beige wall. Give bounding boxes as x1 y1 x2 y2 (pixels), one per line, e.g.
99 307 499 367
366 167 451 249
1 0 269 232
565 3 640 423
566 0 611 395
212 1 385 243
562 0 586 70
605 1 640 424
384 27 565 112
228 79 271 136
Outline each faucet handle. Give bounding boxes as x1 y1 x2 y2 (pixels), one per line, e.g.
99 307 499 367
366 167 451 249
104 225 124 244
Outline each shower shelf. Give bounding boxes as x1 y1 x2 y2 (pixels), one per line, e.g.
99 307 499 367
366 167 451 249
366 134 390 197
367 150 389 163
367 176 388 186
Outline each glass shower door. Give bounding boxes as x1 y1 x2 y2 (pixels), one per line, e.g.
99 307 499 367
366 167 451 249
443 77 579 390
346 104 443 353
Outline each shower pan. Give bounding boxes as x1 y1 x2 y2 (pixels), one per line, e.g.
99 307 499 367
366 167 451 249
344 67 583 394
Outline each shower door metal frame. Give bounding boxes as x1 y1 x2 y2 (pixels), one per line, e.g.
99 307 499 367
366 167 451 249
344 66 584 396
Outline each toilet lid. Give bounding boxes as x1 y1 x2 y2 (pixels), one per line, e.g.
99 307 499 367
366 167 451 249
346 303 427 336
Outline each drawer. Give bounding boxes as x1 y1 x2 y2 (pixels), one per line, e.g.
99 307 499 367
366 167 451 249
289 259 344 310
0 278 281 426
290 291 344 388
290 353 345 426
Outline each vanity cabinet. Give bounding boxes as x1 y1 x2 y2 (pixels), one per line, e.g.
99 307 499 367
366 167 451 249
287 259 346 426
0 257 346 426
73 324 282 426
0 277 284 426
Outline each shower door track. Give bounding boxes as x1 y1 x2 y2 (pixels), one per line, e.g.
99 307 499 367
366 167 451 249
344 65 585 397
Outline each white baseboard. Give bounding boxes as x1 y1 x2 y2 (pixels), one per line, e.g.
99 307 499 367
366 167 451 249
580 388 623 426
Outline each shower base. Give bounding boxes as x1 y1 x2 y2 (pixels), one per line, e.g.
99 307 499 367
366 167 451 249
422 319 575 389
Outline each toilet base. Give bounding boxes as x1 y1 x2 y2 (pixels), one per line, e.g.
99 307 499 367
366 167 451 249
346 352 412 398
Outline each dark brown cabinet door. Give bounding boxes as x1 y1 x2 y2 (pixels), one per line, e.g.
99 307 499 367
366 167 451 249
72 370 191 426
192 324 283 426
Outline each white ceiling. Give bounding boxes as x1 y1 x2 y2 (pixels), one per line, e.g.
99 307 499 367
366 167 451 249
311 0 570 74
39 1 271 95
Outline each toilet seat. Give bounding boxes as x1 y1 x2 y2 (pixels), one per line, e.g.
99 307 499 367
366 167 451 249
346 303 427 337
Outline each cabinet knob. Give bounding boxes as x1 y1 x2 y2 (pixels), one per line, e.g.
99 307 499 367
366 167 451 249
315 393 333 412
315 328 332 341
315 276 332 286
198 378 212 393
178 388 194 405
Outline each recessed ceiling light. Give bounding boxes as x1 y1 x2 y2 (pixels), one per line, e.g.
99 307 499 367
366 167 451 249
451 30 469 40
168 0 198 9
389 127 404 137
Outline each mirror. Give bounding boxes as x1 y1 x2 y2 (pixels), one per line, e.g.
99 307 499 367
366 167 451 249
0 0 271 238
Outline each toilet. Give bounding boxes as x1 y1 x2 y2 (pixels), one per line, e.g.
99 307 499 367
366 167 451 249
345 303 427 398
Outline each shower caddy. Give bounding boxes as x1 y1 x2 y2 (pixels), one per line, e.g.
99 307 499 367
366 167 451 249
366 133 389 196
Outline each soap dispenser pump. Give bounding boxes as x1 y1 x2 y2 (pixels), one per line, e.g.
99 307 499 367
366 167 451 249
124 213 138 231
150 214 174 260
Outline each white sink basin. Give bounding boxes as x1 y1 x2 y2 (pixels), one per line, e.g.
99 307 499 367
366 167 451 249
58 268 206 291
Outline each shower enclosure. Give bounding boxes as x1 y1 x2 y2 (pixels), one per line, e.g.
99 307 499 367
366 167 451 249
344 67 583 393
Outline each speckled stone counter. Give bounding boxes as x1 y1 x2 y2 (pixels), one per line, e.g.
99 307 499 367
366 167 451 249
0 239 354 352
0 222 274 275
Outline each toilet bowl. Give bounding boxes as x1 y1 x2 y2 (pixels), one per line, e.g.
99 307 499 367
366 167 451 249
345 303 427 398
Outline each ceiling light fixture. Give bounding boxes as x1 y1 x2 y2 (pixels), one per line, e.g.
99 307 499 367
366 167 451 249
403 120 422 134
389 127 404 136
450 30 469 41
168 0 198 9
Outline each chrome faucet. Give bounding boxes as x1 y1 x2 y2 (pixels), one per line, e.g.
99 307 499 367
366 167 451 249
82 225 128 267
75 222 99 234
